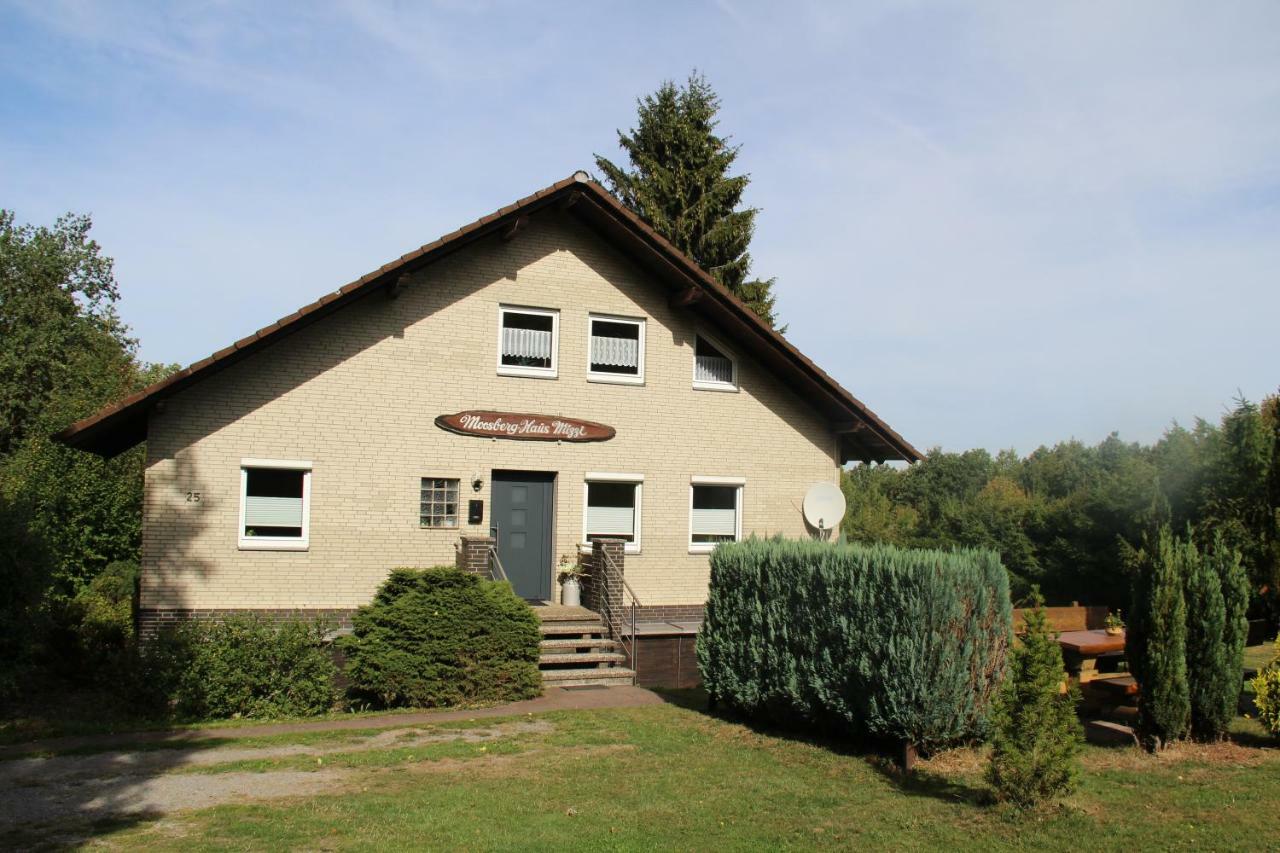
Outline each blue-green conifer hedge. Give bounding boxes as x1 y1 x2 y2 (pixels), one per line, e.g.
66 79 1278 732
697 538 1012 748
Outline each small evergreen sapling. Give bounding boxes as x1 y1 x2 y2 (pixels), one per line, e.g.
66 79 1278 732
986 594 1082 808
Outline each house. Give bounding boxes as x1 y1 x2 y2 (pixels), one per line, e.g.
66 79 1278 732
57 172 920 687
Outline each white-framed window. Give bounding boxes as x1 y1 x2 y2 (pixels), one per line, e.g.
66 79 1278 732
582 472 643 554
238 458 311 551
693 332 738 391
420 477 460 528
689 476 744 553
497 305 559 378
587 314 645 385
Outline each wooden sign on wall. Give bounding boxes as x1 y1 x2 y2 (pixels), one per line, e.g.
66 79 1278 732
435 410 615 443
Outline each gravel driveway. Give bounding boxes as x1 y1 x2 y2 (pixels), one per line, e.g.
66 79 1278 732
0 719 550 836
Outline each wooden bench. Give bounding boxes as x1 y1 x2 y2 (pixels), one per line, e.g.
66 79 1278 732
1014 604 1109 633
1089 674 1138 698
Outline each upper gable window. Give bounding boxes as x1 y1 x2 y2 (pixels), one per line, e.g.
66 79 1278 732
588 315 645 385
693 333 738 391
497 305 558 378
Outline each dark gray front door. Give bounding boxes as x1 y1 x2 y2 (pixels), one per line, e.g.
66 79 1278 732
491 471 554 601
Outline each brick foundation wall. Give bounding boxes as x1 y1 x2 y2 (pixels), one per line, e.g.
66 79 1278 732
634 604 705 623
137 607 356 640
635 635 701 688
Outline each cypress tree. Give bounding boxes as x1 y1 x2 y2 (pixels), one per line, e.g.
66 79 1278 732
1182 533 1229 741
986 592 1083 808
595 72 782 327
1129 526 1191 749
1213 535 1250 729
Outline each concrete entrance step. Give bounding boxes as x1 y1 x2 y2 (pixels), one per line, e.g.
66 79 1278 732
541 668 637 687
538 622 607 636
539 652 627 666
534 605 602 622
539 637 622 651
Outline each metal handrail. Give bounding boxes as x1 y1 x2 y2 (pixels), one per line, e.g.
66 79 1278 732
487 546 510 585
597 546 639 681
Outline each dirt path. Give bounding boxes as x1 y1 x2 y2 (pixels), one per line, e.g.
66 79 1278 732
0 720 551 832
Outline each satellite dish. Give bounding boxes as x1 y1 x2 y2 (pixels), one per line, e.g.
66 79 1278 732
803 482 846 535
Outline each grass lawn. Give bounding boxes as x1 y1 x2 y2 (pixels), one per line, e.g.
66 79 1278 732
36 690 1272 851
1244 640 1275 673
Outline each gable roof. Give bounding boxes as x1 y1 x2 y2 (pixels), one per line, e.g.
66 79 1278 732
55 173 920 464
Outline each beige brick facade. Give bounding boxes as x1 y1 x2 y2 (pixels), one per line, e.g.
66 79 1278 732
141 215 840 612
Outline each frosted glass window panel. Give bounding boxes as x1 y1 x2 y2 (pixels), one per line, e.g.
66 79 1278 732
420 478 460 528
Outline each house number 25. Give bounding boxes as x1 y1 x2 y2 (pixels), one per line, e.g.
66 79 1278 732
186 491 202 503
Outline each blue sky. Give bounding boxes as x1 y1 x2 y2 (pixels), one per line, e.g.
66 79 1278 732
3 1 1278 454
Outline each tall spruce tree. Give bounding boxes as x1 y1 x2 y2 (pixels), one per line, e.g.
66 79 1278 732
986 591 1082 808
1181 532 1229 741
1128 526 1191 749
595 72 781 327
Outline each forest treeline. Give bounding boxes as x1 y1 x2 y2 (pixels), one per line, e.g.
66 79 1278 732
841 399 1280 616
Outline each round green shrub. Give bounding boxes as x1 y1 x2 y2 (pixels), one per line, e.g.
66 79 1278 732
340 567 541 708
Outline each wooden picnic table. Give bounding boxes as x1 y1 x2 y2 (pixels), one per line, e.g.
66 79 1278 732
1057 629 1125 683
